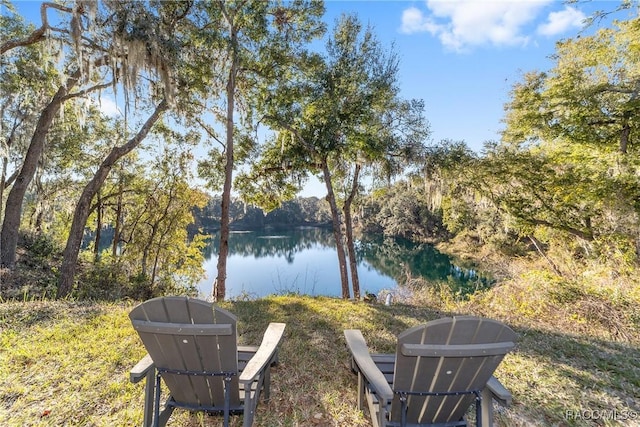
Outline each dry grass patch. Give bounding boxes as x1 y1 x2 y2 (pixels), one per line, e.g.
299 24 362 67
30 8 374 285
1 295 638 426
0 301 144 426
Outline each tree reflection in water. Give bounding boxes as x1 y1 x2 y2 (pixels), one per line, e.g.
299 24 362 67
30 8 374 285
199 228 492 298
357 235 493 296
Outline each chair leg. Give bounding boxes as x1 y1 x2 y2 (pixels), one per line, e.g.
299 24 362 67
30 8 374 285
142 367 156 427
264 364 271 402
150 374 174 427
480 387 494 427
400 394 408 427
223 376 232 427
357 373 365 410
242 392 256 427
153 374 162 427
475 391 482 427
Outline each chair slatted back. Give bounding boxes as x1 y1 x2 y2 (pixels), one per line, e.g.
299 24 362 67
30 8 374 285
390 317 516 425
129 297 241 409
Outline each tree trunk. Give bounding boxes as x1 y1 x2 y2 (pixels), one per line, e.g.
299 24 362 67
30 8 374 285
0 115 21 262
620 120 630 154
57 99 167 298
322 160 351 299
141 227 154 279
214 34 238 302
112 178 123 258
143 187 174 288
1 71 81 268
0 144 6 265
343 163 361 299
94 190 102 262
151 214 177 289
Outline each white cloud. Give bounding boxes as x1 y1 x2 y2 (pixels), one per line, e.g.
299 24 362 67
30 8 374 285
400 0 553 52
537 6 586 36
96 97 122 117
400 7 436 34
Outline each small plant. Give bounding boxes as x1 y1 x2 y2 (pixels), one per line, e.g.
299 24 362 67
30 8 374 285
19 232 59 262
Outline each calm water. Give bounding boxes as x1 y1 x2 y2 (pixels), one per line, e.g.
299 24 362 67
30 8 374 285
198 227 491 299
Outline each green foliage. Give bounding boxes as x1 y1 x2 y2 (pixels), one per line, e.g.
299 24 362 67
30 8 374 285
0 232 60 300
244 13 427 207
404 140 510 246
75 261 137 300
503 17 640 153
19 232 58 262
464 14 640 267
0 15 62 194
360 183 447 241
197 148 226 191
74 249 200 301
441 195 479 235
101 150 207 294
190 0 326 194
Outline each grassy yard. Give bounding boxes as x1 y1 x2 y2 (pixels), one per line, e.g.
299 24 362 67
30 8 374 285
1 292 638 427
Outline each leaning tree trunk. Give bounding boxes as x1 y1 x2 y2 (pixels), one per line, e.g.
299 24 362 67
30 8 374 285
322 160 351 299
57 99 167 298
1 70 81 268
343 163 361 300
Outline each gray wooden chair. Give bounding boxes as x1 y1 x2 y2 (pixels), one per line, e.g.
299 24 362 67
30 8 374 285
344 316 516 427
129 296 285 427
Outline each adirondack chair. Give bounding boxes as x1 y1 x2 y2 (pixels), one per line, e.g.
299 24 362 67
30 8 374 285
344 316 517 427
129 296 285 427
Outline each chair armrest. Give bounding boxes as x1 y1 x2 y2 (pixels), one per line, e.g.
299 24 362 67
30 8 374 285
130 354 155 383
485 376 512 406
239 323 286 385
344 329 394 402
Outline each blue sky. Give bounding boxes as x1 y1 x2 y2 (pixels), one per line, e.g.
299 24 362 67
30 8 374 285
321 1 617 153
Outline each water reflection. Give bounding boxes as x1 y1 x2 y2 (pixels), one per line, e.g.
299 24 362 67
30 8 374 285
198 228 492 298
357 235 493 296
202 228 333 262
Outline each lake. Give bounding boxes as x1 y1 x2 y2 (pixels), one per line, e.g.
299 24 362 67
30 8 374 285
198 227 491 299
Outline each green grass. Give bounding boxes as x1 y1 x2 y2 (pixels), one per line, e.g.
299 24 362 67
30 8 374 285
1 295 639 426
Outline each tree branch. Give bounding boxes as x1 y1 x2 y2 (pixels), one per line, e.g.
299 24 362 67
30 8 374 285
528 235 563 276
263 114 319 157
62 81 114 102
195 117 225 148
0 2 73 54
2 169 19 191
523 217 594 241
